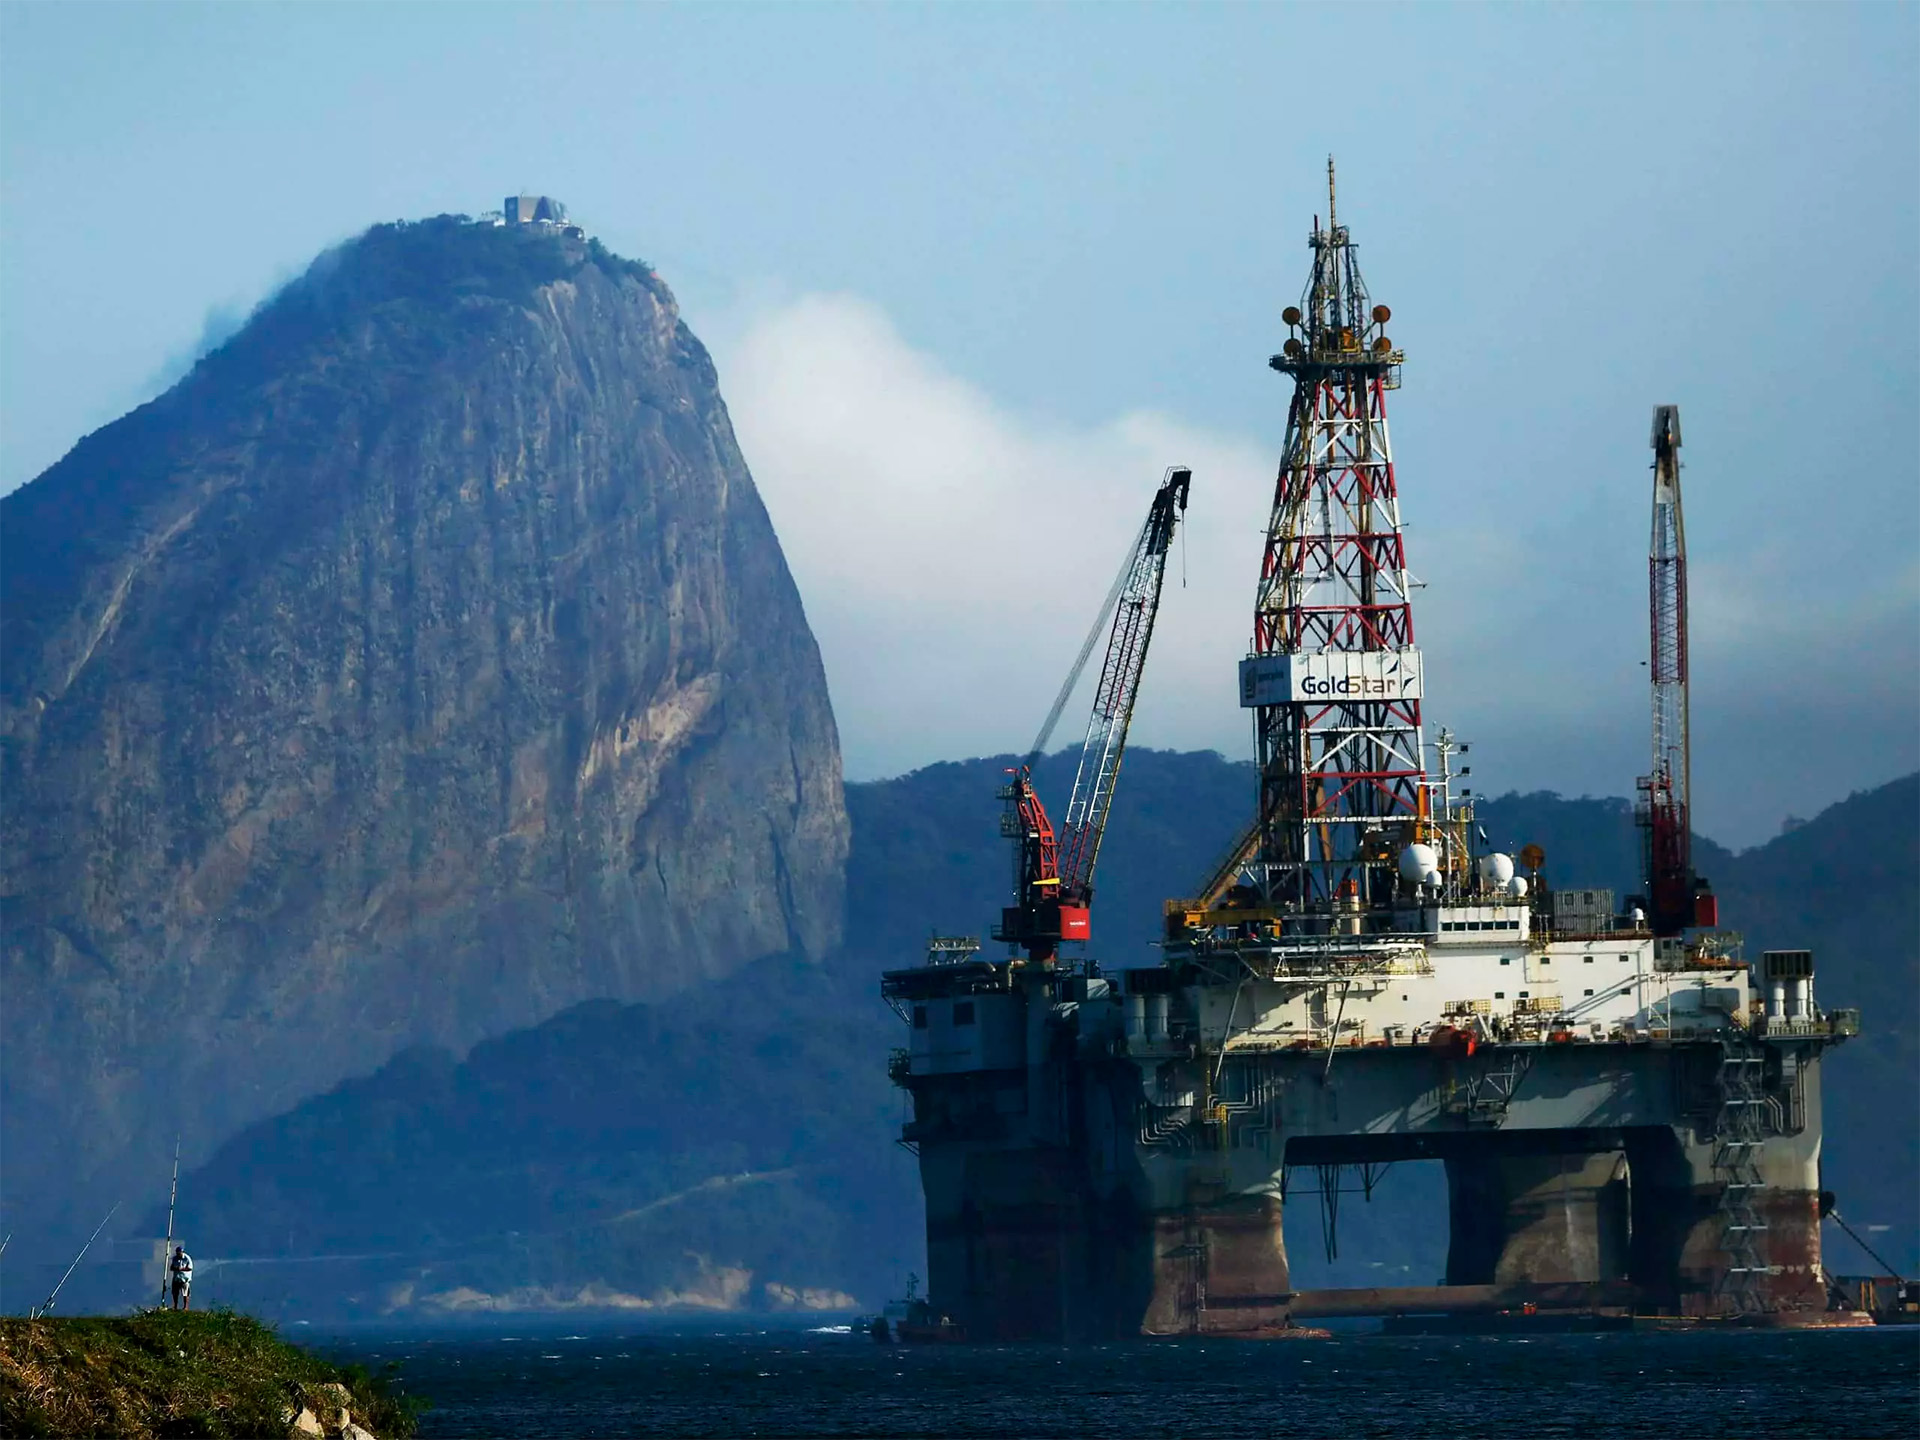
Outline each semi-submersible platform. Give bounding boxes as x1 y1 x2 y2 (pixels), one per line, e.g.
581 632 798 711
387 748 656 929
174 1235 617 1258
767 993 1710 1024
882 170 1863 1339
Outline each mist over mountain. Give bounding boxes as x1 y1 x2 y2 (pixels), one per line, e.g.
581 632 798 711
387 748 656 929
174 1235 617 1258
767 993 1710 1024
111 759 1914 1320
0 217 847 1261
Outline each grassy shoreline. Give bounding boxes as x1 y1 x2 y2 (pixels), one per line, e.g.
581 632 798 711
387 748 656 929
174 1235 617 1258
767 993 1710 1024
0 1309 422 1438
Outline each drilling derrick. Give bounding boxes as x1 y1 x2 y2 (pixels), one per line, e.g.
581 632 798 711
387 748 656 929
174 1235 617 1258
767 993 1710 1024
1637 405 1716 936
1242 163 1421 918
885 173 1856 1345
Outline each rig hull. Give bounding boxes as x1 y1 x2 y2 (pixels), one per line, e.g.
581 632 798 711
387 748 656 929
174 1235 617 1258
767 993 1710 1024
889 954 1848 1340
882 180 1873 1341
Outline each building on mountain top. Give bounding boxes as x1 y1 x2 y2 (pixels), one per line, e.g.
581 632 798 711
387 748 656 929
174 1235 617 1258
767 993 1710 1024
507 194 581 232
481 195 583 237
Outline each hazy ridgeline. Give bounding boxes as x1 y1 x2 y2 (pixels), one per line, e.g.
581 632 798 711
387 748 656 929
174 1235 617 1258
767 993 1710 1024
110 761 1918 1321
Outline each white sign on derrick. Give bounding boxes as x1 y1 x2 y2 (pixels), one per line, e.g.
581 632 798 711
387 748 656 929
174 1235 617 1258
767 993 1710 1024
1238 649 1424 707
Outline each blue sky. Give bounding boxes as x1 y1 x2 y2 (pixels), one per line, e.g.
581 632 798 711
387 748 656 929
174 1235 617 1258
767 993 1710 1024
3 3 1914 846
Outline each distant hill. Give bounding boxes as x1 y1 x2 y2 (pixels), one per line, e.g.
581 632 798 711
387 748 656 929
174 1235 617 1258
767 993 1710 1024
136 959 914 1321
94 758 1914 1318
1708 776 1919 1275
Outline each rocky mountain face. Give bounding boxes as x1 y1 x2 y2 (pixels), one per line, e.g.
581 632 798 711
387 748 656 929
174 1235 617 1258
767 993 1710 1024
0 218 848 1251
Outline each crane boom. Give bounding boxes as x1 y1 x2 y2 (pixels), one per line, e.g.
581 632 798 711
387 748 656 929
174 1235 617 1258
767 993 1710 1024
1637 405 1715 936
995 466 1191 961
1059 468 1191 893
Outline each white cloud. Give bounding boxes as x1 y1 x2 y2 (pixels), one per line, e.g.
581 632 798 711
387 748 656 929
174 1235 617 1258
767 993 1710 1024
716 293 1918 846
720 294 1270 780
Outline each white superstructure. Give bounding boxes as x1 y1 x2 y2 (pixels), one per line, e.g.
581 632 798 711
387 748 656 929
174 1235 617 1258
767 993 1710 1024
1183 910 1753 1057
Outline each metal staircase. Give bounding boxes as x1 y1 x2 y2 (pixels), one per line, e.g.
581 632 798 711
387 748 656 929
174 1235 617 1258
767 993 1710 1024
1712 1038 1772 1314
1441 1049 1535 1126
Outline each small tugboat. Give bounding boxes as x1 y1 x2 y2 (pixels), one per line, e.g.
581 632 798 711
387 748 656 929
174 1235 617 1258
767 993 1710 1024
881 1274 967 1344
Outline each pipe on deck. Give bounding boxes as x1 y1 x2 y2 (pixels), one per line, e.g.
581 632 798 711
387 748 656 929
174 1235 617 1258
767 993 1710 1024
1287 1279 1643 1319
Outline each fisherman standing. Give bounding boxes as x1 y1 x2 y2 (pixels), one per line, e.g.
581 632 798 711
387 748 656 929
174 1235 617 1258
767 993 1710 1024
168 1244 193 1311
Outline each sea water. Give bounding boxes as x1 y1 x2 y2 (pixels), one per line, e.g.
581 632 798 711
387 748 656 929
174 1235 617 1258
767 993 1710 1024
311 1323 1918 1438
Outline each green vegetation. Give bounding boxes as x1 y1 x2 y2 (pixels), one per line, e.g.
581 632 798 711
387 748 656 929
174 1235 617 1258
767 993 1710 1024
168 969 914 1319
0 1309 422 1439
337 215 576 304
586 234 659 287
196 216 664 390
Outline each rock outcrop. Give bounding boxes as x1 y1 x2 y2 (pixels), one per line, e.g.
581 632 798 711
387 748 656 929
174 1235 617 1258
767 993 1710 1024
0 217 848 1242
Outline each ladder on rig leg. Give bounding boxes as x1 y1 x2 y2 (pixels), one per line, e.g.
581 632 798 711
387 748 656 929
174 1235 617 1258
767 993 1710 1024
1712 1039 1772 1315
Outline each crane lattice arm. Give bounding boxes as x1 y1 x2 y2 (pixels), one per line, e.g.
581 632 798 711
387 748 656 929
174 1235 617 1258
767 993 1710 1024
994 466 1191 961
1058 467 1192 895
1637 405 1715 936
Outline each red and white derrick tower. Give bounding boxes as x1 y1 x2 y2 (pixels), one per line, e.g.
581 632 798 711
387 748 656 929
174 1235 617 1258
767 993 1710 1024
1241 163 1422 919
1638 405 1715 937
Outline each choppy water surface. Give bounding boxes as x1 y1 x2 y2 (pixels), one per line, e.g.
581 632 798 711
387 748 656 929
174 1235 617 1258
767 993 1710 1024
314 1323 1918 1438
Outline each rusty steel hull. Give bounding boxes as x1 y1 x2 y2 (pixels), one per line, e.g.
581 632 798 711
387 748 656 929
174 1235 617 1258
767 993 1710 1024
919 1160 1291 1341
900 1013 1841 1340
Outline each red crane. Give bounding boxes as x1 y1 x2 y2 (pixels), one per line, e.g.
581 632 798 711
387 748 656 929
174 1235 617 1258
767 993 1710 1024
1636 406 1716 937
995 466 1191 962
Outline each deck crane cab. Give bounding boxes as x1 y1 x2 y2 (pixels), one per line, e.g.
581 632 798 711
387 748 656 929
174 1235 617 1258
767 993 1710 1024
993 466 1191 963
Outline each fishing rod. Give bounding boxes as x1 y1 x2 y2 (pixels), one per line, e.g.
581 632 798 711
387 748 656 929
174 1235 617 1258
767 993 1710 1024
31 1202 119 1319
160 1137 180 1307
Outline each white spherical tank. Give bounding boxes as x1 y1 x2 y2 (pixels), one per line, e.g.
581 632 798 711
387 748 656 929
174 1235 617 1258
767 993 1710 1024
1478 853 1516 886
1505 875 1529 899
1399 843 1440 886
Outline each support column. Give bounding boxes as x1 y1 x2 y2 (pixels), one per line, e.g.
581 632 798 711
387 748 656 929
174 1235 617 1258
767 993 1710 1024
1756 1185 1825 1310
1445 1150 1631 1286
1622 1126 1720 1313
926 1148 1091 1341
1622 1123 1826 1317
1756 1058 1828 1311
1142 1191 1290 1335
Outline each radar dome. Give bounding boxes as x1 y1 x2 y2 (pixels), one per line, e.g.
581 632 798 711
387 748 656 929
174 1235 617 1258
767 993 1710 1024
1398 843 1440 886
1479 853 1516 886
1505 875 1529 899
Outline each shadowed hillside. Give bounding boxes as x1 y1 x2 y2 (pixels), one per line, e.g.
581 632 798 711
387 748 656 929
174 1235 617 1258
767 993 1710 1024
96 757 1912 1319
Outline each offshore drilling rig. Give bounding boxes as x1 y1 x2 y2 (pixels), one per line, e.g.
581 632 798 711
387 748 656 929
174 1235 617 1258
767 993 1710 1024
883 166 1860 1338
